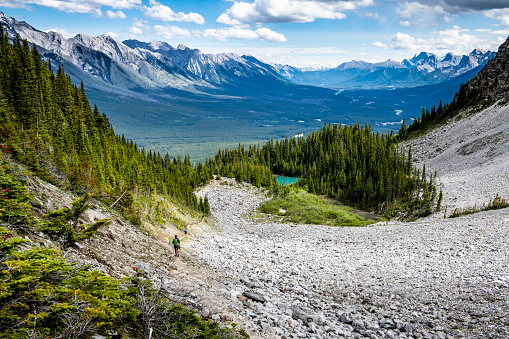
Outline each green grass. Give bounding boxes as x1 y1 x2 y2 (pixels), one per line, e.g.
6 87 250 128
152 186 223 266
449 194 509 218
258 187 378 226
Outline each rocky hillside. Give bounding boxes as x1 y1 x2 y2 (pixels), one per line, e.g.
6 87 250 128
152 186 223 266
466 36 509 101
404 101 509 212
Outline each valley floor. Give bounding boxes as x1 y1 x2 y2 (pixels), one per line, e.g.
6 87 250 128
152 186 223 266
190 179 509 339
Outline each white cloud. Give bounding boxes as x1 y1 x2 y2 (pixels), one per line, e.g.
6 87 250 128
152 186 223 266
401 1 509 14
129 18 148 35
153 25 191 39
217 13 251 28
491 29 509 35
387 29 502 54
372 41 389 49
217 0 373 25
390 32 424 50
102 10 126 19
144 0 204 24
484 8 509 26
129 25 144 35
2 0 141 16
363 12 379 20
396 1 449 26
107 31 119 38
203 27 287 42
255 27 287 42
45 28 74 38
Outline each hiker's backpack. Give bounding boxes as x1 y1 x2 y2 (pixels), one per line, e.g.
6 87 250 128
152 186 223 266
172 238 180 246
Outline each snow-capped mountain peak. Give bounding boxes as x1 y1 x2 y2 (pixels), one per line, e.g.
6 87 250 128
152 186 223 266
0 12 285 91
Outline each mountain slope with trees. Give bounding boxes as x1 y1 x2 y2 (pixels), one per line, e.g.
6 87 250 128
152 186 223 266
0 27 212 221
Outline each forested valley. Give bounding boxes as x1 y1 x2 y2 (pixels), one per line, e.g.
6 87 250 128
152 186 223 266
0 29 441 337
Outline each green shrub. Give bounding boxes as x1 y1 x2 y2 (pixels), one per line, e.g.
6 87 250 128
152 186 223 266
0 227 138 338
37 193 111 249
449 194 509 218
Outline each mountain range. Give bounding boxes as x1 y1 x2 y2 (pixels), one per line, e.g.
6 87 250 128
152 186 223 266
0 12 495 94
273 49 495 89
0 12 285 94
0 11 493 160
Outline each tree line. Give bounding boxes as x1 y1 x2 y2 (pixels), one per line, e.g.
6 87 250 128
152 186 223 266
208 123 439 217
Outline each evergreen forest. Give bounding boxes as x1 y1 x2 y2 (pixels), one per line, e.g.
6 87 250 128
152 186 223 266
209 123 439 217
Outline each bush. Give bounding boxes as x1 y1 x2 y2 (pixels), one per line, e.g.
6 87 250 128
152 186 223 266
37 193 111 249
0 226 138 338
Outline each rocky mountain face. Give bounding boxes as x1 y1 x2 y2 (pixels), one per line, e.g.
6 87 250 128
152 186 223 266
0 12 285 92
274 49 495 89
465 36 509 101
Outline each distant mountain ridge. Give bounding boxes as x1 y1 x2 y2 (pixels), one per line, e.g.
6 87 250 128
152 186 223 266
0 12 285 93
274 49 495 89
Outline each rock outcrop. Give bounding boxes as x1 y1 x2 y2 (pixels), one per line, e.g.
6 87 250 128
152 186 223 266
466 36 509 101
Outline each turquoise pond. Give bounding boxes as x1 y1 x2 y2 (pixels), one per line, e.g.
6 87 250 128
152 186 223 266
276 176 300 186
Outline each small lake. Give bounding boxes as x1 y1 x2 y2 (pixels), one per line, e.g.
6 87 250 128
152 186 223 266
276 176 300 186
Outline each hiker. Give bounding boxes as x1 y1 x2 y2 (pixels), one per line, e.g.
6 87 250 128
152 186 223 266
172 235 180 256
184 229 187 235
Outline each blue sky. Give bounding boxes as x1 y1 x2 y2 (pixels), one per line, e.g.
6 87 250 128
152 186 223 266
1 0 509 68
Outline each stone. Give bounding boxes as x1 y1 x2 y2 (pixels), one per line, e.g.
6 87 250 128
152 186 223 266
313 313 326 326
339 312 354 324
237 294 248 302
379 318 396 329
240 278 257 288
290 306 315 323
260 321 272 333
242 290 266 303
352 318 365 331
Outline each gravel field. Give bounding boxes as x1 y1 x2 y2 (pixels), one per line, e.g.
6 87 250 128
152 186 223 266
192 181 509 339
190 102 509 338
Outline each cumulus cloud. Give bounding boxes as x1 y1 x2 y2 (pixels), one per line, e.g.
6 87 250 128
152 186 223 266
45 27 74 38
484 8 509 26
103 10 127 19
217 13 251 28
203 27 287 42
396 2 448 26
129 18 148 35
217 0 373 25
153 25 191 39
386 28 503 55
129 25 144 35
372 41 389 49
395 0 509 14
255 27 288 42
143 0 204 24
1 0 140 16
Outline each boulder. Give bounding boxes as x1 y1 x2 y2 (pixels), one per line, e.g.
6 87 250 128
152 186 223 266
242 290 267 303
